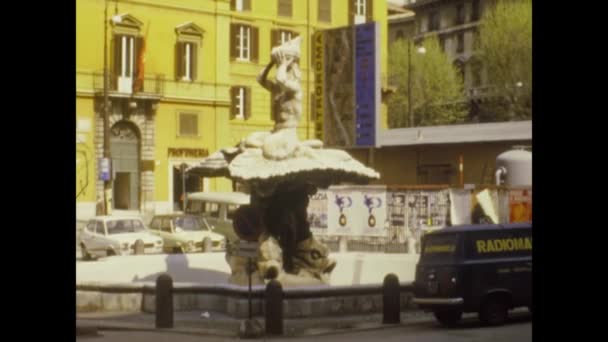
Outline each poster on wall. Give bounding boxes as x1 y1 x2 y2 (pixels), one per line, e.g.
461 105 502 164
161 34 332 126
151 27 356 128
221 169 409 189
388 192 406 226
359 187 387 236
308 190 329 235
474 189 500 224
509 189 532 223
327 187 359 236
449 189 472 225
406 190 450 234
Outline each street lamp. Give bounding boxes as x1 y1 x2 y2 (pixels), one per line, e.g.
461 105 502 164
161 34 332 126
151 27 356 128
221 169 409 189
408 42 426 127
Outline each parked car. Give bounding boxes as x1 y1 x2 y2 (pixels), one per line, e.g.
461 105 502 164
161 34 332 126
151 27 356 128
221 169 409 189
185 192 250 246
148 214 226 253
413 222 532 326
79 216 164 260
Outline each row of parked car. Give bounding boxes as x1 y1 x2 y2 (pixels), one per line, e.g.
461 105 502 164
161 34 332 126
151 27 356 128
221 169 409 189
78 192 250 260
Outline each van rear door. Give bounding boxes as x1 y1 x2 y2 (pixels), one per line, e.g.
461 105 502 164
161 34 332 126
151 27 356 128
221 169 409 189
416 233 463 298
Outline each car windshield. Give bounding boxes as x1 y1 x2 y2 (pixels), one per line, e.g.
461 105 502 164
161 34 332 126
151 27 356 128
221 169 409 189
174 216 208 232
106 219 146 235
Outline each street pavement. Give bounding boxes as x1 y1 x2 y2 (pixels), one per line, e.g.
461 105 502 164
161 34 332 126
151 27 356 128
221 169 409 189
76 251 420 286
76 311 532 341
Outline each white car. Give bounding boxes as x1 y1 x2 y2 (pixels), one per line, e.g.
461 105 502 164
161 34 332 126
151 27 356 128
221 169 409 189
79 216 163 260
148 214 226 253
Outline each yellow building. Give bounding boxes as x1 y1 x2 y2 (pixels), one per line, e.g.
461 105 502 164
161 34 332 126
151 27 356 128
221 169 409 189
76 0 388 219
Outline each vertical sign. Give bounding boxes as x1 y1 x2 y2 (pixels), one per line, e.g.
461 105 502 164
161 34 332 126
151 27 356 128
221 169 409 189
313 30 325 141
317 22 380 148
354 22 378 147
99 158 111 181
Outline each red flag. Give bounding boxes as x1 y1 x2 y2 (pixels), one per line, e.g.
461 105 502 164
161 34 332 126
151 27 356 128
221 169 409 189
133 25 148 93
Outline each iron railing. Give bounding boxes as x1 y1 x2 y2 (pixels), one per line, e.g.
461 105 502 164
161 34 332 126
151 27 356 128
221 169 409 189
91 71 165 96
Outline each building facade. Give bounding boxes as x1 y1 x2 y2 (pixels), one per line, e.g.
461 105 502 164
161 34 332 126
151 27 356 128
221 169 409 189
403 0 495 104
76 0 388 220
355 0 532 187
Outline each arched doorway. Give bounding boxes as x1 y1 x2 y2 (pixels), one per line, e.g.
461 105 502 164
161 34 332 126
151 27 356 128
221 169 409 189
110 121 140 210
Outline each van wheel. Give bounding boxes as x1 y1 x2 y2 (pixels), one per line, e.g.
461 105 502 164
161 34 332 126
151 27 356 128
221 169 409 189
80 244 92 261
479 296 509 326
433 309 462 326
172 246 183 254
106 249 116 257
202 238 212 253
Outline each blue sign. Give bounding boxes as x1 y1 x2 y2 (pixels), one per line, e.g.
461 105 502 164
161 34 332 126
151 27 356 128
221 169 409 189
99 158 111 181
354 22 377 147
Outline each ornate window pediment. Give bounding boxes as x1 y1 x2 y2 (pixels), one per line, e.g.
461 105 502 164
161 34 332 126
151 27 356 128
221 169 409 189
112 13 143 35
175 22 205 42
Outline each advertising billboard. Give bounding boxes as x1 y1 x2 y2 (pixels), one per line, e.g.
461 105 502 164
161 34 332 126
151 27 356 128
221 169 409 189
314 22 380 148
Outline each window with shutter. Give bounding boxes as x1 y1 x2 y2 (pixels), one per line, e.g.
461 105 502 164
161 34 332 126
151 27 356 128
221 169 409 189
231 0 251 12
318 0 331 23
352 0 371 24
278 0 292 17
112 35 136 78
272 29 297 47
232 86 247 120
178 113 199 137
234 25 252 61
175 22 204 81
176 42 198 81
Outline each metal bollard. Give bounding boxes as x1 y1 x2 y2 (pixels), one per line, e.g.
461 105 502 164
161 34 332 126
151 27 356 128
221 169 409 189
265 280 283 335
383 273 400 324
156 273 173 328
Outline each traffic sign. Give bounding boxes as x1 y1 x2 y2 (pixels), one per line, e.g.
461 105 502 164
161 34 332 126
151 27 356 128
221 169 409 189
234 241 259 258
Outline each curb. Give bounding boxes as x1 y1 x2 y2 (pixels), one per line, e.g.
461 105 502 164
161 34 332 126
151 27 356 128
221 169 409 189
76 311 435 338
77 320 237 337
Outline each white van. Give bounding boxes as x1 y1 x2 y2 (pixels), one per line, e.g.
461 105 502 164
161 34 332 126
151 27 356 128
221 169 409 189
185 192 250 244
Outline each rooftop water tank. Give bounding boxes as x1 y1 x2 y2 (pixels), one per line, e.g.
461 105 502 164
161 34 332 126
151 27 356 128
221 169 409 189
496 147 532 187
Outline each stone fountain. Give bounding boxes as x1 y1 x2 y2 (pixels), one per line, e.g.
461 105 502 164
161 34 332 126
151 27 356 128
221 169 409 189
190 37 379 287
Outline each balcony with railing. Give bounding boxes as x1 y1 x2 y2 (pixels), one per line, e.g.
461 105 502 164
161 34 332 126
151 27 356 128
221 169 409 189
88 71 165 99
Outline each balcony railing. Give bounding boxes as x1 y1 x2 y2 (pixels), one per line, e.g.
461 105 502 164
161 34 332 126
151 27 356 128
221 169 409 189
91 71 165 97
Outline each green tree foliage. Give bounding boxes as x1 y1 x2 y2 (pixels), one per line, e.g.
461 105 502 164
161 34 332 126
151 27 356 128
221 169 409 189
477 0 532 121
387 35 467 128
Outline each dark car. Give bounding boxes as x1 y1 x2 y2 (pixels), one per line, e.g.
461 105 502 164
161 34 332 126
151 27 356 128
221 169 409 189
413 222 532 326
